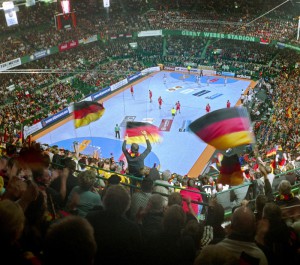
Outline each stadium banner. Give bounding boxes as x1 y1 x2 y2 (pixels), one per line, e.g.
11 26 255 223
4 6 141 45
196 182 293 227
276 42 285 49
283 43 300 52
21 55 30 64
91 87 111 101
164 66 175 71
162 29 181 36
141 66 160 75
23 122 43 138
236 74 251 79
260 38 270 45
175 67 187 72
190 68 200 73
0 58 21 72
198 65 214 70
137 30 162 37
59 40 79 52
127 72 142 83
221 71 235 77
29 49 51 61
203 70 217 75
180 31 259 42
110 78 128 92
79 35 97 45
50 46 59 54
41 108 70 128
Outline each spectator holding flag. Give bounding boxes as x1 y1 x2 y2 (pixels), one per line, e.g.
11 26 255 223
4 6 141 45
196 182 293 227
122 130 152 189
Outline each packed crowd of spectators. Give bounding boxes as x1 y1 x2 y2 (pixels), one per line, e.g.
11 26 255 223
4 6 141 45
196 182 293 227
0 0 299 64
1 1 300 264
0 138 300 264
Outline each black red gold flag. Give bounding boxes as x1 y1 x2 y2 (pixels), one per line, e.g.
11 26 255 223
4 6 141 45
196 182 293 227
188 107 255 150
125 121 162 144
74 101 105 129
218 154 244 186
266 147 277 157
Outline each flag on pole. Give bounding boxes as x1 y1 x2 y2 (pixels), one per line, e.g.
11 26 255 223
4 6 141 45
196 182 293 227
74 101 105 129
125 121 162 144
188 107 255 150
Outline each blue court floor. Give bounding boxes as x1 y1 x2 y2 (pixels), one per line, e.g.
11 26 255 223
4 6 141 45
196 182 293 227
37 71 251 176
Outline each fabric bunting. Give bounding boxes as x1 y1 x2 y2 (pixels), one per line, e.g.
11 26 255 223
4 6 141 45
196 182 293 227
74 101 105 129
188 107 255 150
125 121 162 144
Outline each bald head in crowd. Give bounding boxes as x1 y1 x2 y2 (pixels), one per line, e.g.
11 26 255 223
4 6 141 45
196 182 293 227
231 206 256 239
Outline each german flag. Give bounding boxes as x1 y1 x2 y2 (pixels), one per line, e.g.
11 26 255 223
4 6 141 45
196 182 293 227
74 101 105 129
218 154 244 186
188 107 254 150
125 121 162 144
266 147 277 157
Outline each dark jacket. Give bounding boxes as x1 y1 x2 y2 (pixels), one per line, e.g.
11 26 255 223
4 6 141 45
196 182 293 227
86 209 142 265
122 139 152 178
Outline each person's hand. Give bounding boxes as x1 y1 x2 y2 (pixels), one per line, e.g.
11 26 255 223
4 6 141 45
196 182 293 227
51 169 60 181
141 131 149 140
61 168 69 181
21 180 39 203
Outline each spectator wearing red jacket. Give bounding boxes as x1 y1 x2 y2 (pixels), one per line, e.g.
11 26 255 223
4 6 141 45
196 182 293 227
180 178 203 216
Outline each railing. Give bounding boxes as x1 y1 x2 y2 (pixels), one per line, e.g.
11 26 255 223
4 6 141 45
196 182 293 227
52 160 300 214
